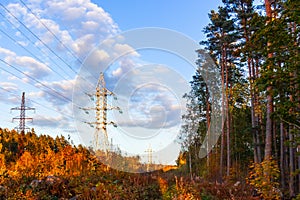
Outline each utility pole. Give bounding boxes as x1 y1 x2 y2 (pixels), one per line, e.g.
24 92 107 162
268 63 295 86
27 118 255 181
81 72 121 153
11 92 35 133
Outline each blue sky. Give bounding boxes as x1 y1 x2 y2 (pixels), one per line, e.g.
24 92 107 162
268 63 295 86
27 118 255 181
0 0 223 165
98 0 222 41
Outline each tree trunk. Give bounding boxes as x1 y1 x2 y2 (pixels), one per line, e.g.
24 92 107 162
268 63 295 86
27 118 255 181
189 150 192 180
253 58 262 163
226 62 230 177
265 89 273 160
264 0 273 160
206 84 211 171
220 39 226 182
288 128 295 197
280 122 285 189
289 74 295 196
273 119 278 160
249 58 259 163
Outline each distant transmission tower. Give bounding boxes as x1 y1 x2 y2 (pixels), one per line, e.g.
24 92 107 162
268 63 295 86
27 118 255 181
81 72 121 152
11 92 35 133
145 144 153 172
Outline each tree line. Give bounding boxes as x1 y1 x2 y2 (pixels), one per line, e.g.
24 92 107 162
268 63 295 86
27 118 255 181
180 0 299 199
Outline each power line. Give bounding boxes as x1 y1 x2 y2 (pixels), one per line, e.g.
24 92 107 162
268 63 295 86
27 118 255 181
0 86 83 139
0 87 74 119
0 58 73 104
0 26 70 82
0 14 95 95
0 3 78 75
0 4 99 89
0 2 102 85
0 11 72 80
0 2 105 115
19 0 83 65
0 59 90 112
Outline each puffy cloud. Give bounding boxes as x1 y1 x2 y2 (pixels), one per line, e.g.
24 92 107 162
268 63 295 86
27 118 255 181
0 82 18 91
0 47 16 57
81 20 99 31
106 63 189 130
112 58 136 78
4 0 119 63
35 79 75 106
6 3 27 20
0 83 20 105
43 0 118 56
113 44 139 57
34 114 68 128
112 67 122 77
27 91 44 98
80 38 141 87
15 56 51 78
113 83 183 129
61 7 87 21
0 47 51 79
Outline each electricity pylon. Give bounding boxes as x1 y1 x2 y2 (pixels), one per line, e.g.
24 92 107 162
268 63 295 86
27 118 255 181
80 72 121 153
145 144 154 172
11 92 35 133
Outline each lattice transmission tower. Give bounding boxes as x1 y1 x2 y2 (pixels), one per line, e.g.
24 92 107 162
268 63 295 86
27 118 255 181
11 92 35 133
144 144 160 172
80 72 121 153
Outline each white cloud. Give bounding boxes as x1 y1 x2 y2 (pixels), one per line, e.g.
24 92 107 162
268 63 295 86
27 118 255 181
113 84 183 129
0 47 51 79
112 58 136 78
4 0 118 64
35 79 75 106
6 3 27 20
27 91 44 98
44 0 118 56
17 40 29 47
81 20 99 31
108 64 189 130
0 82 18 91
34 114 67 127
113 44 139 58
112 67 122 77
0 47 16 57
15 56 51 78
62 7 87 21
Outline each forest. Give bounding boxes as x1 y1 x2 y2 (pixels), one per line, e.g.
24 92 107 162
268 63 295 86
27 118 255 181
180 0 299 199
0 0 299 199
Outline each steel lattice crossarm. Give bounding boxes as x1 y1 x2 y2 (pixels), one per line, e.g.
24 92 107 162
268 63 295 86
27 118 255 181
83 121 118 128
79 106 122 114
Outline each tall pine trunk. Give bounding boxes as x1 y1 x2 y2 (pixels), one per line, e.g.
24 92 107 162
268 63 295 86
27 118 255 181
226 60 230 177
264 0 273 160
288 126 295 197
254 59 262 163
206 84 211 172
280 122 285 189
289 75 295 197
220 44 225 181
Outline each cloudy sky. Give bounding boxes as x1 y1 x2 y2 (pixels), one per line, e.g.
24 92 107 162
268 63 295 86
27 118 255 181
0 0 222 164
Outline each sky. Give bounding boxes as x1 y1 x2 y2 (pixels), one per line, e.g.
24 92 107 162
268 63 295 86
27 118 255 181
0 0 223 166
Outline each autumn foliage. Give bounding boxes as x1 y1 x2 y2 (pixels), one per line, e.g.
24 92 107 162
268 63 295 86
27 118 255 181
0 128 264 199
